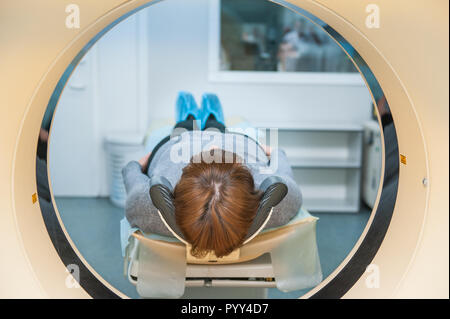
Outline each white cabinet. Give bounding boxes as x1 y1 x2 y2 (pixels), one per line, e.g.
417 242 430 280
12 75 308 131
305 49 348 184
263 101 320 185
256 122 363 213
361 121 382 209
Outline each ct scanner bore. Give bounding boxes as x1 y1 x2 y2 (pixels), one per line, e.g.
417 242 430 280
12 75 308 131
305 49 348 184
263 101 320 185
37 0 398 299
0 0 447 298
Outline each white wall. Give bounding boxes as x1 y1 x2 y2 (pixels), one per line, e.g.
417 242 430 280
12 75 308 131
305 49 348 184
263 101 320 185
50 12 148 196
50 0 372 197
145 0 372 124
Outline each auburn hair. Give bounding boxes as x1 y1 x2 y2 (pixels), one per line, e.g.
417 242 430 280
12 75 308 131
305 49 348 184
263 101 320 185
174 149 263 258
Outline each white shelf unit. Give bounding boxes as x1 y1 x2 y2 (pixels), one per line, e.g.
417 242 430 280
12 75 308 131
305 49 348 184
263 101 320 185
256 123 363 213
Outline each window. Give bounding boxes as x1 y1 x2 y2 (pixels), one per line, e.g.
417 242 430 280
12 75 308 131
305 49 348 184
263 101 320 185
209 0 364 85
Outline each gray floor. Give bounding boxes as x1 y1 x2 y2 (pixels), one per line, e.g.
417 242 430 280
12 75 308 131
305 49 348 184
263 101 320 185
55 197 371 299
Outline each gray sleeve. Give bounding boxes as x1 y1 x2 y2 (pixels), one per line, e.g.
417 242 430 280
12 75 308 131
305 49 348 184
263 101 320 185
122 161 173 237
264 148 303 229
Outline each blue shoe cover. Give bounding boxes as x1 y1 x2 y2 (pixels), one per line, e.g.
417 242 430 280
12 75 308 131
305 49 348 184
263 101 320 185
176 91 200 122
200 93 225 129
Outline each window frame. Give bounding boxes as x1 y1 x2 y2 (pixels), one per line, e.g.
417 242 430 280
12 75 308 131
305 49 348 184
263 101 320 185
208 0 365 86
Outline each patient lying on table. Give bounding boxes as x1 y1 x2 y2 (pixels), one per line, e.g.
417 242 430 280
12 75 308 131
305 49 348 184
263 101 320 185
122 92 302 258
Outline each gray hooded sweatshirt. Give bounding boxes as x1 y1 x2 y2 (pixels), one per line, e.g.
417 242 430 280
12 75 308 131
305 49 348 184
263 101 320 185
122 130 302 237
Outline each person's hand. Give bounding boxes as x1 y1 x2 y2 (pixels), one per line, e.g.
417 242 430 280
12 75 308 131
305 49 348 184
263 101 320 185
260 144 272 157
138 152 151 171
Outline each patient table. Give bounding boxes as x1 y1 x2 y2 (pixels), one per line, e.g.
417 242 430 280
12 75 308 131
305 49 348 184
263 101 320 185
121 208 322 298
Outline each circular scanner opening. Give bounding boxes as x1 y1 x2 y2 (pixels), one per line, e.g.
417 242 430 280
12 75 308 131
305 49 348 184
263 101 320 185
36 0 397 299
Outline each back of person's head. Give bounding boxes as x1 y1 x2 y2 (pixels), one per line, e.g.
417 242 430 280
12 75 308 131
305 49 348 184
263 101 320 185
174 149 262 258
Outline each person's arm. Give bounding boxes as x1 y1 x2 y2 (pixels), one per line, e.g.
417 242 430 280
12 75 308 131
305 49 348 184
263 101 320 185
121 160 173 237
264 148 303 229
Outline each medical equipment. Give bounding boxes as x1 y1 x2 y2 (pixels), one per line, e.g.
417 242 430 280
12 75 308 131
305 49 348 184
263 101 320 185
121 207 322 298
0 0 447 299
